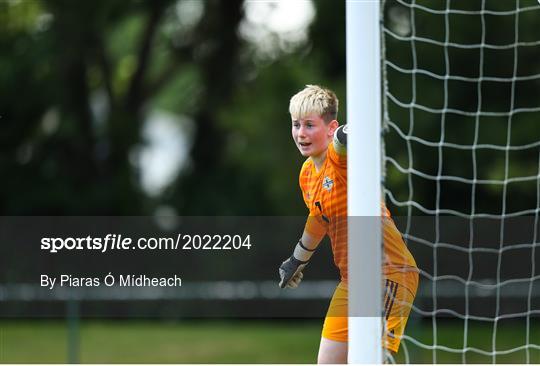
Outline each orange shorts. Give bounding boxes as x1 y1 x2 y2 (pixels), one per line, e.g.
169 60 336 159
321 273 418 353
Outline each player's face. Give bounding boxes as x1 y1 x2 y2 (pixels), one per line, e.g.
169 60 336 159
291 114 335 157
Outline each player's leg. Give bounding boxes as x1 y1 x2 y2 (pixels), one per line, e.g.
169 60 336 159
318 337 348 364
319 282 348 363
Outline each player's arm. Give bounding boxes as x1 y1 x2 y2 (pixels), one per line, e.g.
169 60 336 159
333 124 348 155
278 229 325 289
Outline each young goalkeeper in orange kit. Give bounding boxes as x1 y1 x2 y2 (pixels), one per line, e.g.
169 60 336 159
278 85 419 363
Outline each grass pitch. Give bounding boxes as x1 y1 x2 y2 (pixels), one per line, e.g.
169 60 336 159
1 319 539 363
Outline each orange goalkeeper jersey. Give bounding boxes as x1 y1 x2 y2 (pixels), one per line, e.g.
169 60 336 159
299 142 418 290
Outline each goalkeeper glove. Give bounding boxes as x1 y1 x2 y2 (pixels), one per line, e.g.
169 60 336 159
278 240 316 289
333 124 348 154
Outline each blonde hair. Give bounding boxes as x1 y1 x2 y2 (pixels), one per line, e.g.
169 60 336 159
289 85 339 123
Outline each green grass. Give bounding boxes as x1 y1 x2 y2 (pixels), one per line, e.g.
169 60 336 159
1 319 539 363
0 319 321 363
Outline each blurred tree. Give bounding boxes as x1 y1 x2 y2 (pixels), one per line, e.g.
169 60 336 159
1 0 345 216
3 0 536 218
1 0 247 215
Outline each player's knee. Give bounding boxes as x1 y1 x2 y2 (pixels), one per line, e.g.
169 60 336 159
317 337 348 364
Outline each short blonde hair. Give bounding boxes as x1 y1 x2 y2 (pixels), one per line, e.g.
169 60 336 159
289 85 339 123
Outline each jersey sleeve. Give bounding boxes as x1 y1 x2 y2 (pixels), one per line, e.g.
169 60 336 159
327 140 347 168
304 213 328 238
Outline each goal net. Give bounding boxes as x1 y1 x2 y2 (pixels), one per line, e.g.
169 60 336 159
381 0 540 363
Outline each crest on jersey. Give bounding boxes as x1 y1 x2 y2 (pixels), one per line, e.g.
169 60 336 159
322 176 334 191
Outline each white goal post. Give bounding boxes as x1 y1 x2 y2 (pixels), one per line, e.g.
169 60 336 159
347 0 383 363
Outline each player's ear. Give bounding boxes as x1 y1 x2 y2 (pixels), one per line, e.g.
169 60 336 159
328 119 339 135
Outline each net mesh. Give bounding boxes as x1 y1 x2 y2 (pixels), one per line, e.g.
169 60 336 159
381 0 540 363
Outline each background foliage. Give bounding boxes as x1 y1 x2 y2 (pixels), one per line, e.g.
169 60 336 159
1 0 345 216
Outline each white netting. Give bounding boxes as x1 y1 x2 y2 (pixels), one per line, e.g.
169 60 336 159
382 0 540 363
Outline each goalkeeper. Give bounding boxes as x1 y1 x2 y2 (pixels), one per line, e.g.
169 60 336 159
279 85 419 363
